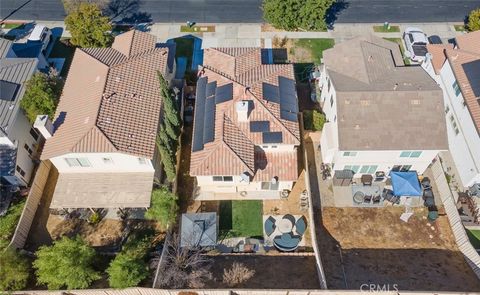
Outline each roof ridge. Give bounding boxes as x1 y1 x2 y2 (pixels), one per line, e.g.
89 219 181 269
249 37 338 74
79 47 125 67
221 114 255 173
71 125 118 153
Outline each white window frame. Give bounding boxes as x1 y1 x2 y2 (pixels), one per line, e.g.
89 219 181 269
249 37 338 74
65 157 91 167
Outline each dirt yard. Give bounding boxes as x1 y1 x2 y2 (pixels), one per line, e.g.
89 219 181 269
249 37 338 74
318 207 480 291
204 255 320 289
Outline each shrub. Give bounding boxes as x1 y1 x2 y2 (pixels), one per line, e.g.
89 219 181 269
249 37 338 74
88 212 101 225
303 109 326 131
107 253 148 288
467 8 480 31
144 187 178 229
33 236 100 289
0 249 30 291
0 199 26 251
222 262 255 287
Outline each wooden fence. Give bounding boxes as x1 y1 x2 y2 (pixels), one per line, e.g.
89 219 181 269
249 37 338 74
431 157 480 278
8 160 52 249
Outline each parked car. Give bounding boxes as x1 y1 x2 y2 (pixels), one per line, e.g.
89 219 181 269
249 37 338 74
428 35 443 45
27 25 52 52
403 27 428 62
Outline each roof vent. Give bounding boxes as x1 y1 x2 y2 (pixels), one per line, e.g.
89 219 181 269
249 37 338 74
393 83 398 91
240 172 250 183
368 55 373 62
354 124 361 130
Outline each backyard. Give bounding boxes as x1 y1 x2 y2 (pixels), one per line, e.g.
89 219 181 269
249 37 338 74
219 200 263 238
467 229 480 249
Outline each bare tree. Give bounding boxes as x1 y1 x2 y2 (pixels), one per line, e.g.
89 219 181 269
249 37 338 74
222 262 255 287
156 234 212 288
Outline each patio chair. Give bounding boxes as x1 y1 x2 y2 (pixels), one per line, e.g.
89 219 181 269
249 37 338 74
363 194 372 204
382 189 394 201
374 171 386 182
283 214 296 224
264 216 276 236
372 195 381 204
361 174 373 186
295 216 307 235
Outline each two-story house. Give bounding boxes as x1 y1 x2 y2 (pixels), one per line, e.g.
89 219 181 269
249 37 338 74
39 30 175 209
423 31 480 189
318 35 448 178
190 48 300 200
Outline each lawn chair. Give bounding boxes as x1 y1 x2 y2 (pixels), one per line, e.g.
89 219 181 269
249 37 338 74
264 216 276 236
295 216 307 235
361 174 373 186
372 194 381 204
363 194 372 204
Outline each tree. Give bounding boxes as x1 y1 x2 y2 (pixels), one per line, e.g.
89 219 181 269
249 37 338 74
467 8 480 31
262 0 334 31
0 249 30 291
65 2 112 48
144 186 178 229
156 133 177 182
33 236 100 290
21 71 62 123
107 253 148 288
222 262 255 287
158 73 181 135
156 234 212 288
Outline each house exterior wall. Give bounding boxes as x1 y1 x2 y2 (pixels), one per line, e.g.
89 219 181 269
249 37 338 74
423 58 480 188
50 152 155 174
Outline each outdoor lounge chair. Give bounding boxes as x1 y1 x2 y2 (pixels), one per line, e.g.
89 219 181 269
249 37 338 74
363 194 372 204
273 233 301 251
361 174 373 186
295 216 307 235
372 195 381 204
264 216 276 236
283 214 296 224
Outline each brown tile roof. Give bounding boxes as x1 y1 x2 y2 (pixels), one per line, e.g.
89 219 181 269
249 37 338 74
426 44 452 74
444 31 480 133
190 48 300 182
41 30 171 160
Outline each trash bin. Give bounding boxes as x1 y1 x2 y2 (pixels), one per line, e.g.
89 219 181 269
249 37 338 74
428 206 438 221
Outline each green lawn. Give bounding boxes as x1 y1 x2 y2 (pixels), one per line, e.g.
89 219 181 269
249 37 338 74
373 25 400 33
383 38 411 65
0 22 25 29
454 25 466 32
295 38 335 65
0 198 26 251
180 25 215 33
467 229 480 249
219 200 263 238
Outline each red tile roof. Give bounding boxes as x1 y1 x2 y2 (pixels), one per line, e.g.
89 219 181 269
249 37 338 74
41 30 171 160
190 48 300 182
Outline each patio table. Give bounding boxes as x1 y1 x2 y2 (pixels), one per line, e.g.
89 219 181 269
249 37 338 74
278 218 294 233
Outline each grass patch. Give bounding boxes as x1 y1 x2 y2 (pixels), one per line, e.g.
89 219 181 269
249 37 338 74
180 25 215 33
0 22 25 29
173 37 194 69
383 38 410 65
373 25 400 33
219 200 263 238
454 25 466 32
295 38 335 65
0 198 26 250
467 229 480 249
49 38 76 77
303 109 326 131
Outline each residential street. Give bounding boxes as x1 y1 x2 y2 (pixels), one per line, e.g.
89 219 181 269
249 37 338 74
1 0 478 23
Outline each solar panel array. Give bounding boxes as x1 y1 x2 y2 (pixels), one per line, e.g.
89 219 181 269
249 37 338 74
463 60 480 98
263 83 280 103
278 76 298 122
0 80 19 101
192 77 207 152
262 132 283 143
250 121 270 132
215 83 233 104
204 96 216 143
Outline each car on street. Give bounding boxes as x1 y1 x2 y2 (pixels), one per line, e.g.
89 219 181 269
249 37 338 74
403 27 429 62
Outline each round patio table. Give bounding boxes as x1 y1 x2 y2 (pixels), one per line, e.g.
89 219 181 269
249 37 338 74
278 218 294 233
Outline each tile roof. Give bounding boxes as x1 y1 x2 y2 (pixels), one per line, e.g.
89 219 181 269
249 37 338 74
323 35 448 151
41 30 172 160
426 44 452 74
190 48 300 182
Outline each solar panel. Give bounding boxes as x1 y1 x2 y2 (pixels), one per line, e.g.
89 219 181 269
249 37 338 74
215 83 233 104
192 77 207 152
250 121 270 132
263 83 280 103
463 60 480 97
280 110 298 122
279 76 298 113
0 80 19 101
203 96 216 143
262 132 283 143
206 81 217 98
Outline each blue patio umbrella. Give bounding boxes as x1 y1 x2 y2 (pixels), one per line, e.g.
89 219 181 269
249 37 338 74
390 171 422 197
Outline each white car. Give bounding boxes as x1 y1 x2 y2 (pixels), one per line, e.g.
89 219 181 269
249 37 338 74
403 27 428 63
27 25 52 52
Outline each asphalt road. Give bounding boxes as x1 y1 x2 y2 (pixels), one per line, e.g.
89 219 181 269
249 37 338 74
1 0 479 23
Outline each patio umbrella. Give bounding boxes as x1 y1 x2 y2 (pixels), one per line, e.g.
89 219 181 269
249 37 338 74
390 171 422 197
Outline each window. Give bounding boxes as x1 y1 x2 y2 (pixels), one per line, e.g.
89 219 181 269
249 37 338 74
343 151 357 157
408 34 414 43
344 165 360 173
29 128 39 141
327 79 331 93
212 176 233 182
410 151 422 158
262 145 269 149
452 80 461 96
400 151 411 157
24 144 33 155
449 115 460 135
400 151 422 158
16 165 26 177
103 157 113 164
65 158 91 167
261 181 280 190
271 145 278 149
330 95 334 107
445 105 450 114
334 115 336 122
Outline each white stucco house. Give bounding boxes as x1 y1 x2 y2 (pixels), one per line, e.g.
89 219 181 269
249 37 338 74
0 38 41 189
190 48 301 200
422 31 480 189
318 35 448 178
39 30 175 209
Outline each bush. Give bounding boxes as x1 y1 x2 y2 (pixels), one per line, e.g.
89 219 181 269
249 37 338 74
21 71 62 123
0 199 26 251
33 236 100 289
303 109 326 131
222 262 255 287
467 8 480 31
88 212 101 225
0 249 30 291
107 253 148 288
144 187 178 229
64 2 112 48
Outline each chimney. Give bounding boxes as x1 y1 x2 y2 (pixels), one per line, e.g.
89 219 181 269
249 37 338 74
34 115 54 139
236 101 250 122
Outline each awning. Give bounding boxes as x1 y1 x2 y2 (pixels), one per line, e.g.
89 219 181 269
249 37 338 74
390 171 422 197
